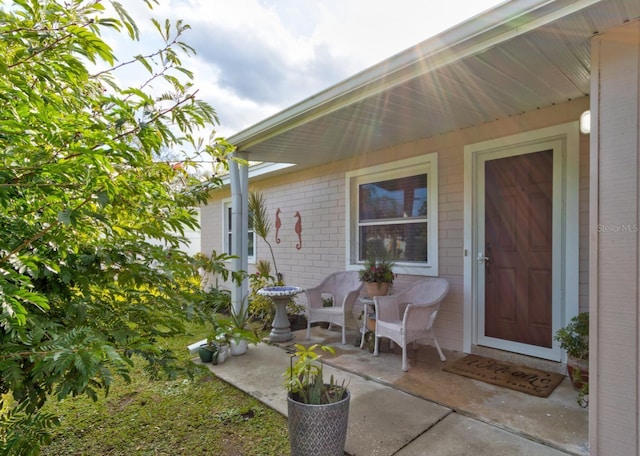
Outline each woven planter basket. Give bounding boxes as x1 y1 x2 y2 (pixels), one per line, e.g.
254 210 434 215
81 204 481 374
287 389 350 456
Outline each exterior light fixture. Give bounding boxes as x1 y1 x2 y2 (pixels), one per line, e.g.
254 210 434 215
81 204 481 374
580 110 591 134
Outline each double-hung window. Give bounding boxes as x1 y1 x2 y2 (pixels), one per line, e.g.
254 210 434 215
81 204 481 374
346 154 438 275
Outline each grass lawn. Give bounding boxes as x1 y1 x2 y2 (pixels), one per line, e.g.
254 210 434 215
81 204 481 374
40 322 290 456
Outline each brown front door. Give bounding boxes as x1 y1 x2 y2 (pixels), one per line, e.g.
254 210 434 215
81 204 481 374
484 150 553 348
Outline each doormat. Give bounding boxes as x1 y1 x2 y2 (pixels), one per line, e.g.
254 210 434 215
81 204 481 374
443 354 565 398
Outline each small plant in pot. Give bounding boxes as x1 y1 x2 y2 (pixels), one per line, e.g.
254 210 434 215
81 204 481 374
207 328 231 364
215 305 261 356
197 338 218 364
554 312 589 407
285 344 350 456
359 257 395 297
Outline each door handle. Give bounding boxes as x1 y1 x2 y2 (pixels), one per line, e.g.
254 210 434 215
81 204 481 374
477 252 491 264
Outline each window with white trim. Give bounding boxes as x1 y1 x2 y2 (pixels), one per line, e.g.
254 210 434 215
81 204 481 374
346 155 438 275
223 200 256 263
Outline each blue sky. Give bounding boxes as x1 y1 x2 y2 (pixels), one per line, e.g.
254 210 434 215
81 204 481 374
116 0 505 139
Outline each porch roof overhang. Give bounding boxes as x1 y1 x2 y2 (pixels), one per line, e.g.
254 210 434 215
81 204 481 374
227 0 639 169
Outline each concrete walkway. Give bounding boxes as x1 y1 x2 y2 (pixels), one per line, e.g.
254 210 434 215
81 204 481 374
205 341 582 456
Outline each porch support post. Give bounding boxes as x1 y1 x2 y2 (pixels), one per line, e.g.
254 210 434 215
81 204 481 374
229 151 249 316
589 20 640 456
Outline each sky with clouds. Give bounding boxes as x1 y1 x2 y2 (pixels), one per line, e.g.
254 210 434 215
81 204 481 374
118 0 505 139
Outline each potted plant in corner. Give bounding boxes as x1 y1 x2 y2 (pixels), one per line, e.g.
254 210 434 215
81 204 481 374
359 257 395 297
207 327 230 364
554 311 589 407
197 337 218 363
216 305 261 356
285 344 350 456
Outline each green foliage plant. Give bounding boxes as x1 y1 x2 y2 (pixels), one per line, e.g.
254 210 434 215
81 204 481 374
227 304 261 345
248 191 279 277
573 369 589 408
284 344 348 405
210 298 261 347
322 296 334 307
247 261 270 315
359 258 395 284
554 312 589 407
554 312 589 360
0 1 234 452
192 250 244 320
194 249 244 291
248 259 279 324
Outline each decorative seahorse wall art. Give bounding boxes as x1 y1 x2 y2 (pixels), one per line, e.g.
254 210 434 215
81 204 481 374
275 208 282 244
273 209 303 249
294 211 302 250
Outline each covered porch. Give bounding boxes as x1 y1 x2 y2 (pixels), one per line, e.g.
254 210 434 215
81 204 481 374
207 326 588 455
213 1 640 453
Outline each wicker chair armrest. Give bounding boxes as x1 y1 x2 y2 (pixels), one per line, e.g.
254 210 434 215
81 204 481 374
304 287 325 310
342 289 361 312
402 302 440 331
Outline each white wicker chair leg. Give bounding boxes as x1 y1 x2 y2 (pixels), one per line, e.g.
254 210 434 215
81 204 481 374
373 335 380 356
306 320 312 340
402 346 409 371
432 331 446 361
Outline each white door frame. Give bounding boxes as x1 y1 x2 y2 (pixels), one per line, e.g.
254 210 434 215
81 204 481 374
463 122 580 361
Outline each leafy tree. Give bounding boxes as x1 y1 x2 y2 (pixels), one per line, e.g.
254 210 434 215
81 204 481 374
0 1 233 453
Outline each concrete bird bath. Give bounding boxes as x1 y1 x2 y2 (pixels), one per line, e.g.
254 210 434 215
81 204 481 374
258 286 302 342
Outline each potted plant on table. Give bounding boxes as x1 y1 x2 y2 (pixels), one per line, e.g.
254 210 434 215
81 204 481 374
285 344 350 456
554 312 589 407
359 257 395 297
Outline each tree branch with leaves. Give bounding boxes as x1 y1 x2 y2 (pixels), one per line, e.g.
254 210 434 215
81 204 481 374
0 1 232 453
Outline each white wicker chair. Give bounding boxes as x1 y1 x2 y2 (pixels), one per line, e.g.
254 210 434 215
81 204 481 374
304 271 363 345
373 277 449 371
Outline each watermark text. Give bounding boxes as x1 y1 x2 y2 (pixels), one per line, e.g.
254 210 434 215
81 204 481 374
597 224 639 233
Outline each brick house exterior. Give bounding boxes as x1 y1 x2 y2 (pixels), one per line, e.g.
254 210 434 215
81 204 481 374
201 2 640 454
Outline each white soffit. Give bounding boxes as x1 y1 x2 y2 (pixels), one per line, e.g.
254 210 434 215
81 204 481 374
228 0 640 168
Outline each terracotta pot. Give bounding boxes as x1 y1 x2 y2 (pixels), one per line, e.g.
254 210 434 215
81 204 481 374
365 282 390 297
366 317 376 332
567 356 589 390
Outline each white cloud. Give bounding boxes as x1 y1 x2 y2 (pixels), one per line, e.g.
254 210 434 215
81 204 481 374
110 0 505 137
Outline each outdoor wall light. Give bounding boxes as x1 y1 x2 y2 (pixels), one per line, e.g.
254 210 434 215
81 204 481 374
580 110 591 134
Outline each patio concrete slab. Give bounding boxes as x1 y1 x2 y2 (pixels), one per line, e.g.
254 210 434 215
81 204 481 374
305 326 589 456
204 337 584 456
395 413 570 456
205 343 451 456
343 381 451 455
